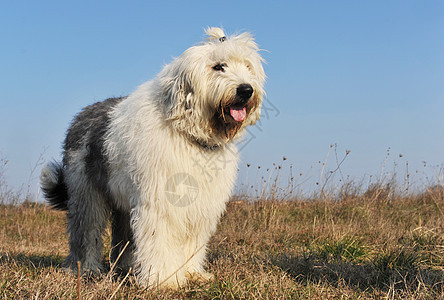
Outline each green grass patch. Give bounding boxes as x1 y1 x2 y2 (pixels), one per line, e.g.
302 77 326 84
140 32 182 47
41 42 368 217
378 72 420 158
315 236 369 262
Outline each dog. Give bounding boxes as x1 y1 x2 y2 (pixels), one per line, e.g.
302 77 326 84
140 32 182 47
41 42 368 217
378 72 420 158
40 27 265 288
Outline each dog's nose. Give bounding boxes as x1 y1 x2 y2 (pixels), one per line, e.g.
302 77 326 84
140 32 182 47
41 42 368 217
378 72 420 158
236 84 253 101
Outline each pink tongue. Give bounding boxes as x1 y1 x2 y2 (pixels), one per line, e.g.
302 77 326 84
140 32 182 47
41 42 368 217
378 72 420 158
229 107 247 122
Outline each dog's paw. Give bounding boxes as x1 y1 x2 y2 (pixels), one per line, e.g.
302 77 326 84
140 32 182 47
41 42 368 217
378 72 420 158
185 271 215 283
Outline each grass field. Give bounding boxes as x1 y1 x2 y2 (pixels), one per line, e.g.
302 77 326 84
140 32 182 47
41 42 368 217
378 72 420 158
1 181 443 299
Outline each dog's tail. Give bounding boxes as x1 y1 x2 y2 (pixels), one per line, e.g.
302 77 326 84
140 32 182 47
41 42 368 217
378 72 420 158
40 161 69 211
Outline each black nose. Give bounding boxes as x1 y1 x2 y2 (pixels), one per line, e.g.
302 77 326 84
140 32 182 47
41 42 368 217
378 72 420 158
236 84 253 101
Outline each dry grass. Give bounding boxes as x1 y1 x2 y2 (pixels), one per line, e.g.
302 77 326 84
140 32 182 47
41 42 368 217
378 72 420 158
1 182 443 299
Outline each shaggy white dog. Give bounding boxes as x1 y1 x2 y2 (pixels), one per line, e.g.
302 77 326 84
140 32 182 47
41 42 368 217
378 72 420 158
40 27 265 288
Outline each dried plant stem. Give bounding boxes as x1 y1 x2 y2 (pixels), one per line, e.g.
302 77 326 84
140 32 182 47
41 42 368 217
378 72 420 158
109 267 132 300
77 261 81 300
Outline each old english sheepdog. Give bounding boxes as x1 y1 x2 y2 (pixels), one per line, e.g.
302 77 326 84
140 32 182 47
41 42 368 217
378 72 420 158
40 27 265 288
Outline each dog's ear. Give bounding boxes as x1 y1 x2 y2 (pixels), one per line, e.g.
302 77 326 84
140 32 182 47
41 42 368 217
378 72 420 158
166 71 191 116
163 64 214 142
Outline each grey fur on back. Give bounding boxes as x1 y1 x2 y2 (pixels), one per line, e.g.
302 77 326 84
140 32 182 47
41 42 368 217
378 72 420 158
64 97 125 196
42 96 125 210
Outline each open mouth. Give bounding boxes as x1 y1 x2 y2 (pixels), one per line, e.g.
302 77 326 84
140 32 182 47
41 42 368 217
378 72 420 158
225 106 247 122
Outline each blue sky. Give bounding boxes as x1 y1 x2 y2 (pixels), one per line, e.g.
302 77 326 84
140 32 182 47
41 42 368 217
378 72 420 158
1 1 443 196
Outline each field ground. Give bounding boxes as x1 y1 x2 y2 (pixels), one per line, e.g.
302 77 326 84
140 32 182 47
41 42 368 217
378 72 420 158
1 185 443 299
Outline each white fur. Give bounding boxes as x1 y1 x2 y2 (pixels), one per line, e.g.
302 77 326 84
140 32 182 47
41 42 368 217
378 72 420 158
106 90 241 286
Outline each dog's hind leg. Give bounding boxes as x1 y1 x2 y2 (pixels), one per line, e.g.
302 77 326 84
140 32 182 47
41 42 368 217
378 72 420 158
110 209 134 273
64 165 110 275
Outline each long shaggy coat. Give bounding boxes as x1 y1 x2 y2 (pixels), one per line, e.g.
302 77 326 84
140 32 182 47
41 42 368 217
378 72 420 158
40 27 265 288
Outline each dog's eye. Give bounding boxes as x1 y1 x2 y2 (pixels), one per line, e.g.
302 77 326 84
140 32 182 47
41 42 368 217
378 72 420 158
213 64 225 72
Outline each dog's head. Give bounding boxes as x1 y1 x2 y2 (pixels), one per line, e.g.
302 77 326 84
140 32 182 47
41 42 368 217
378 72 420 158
159 27 266 148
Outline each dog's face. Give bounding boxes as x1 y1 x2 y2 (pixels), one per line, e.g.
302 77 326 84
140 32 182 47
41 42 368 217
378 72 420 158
160 27 266 147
